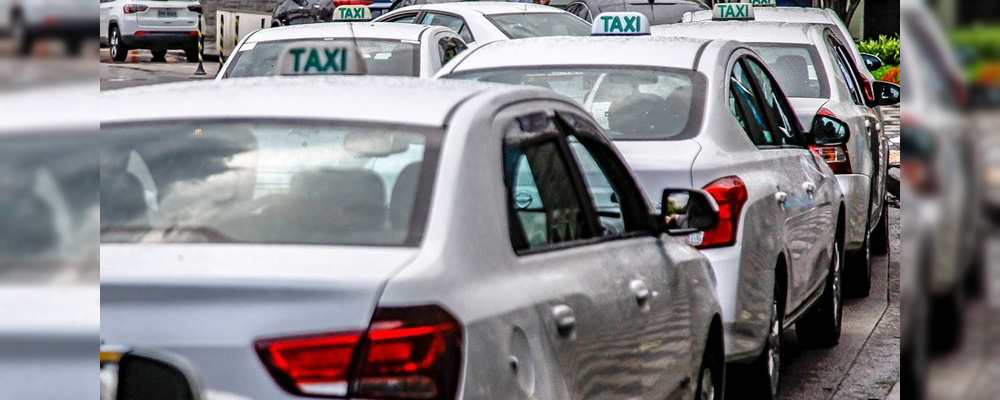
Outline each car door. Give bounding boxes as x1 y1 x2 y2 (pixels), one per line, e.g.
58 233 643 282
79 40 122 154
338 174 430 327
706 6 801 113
557 110 695 399
498 107 643 398
743 55 834 308
419 12 474 44
825 34 877 181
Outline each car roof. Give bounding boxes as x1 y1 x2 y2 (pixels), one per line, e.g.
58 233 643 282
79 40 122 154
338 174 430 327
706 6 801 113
101 76 515 127
407 1 567 15
245 22 438 43
447 35 720 72
684 6 835 24
653 21 818 45
0 84 99 135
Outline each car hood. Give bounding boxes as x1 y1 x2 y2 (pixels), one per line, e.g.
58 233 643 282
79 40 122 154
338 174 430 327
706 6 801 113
613 139 701 207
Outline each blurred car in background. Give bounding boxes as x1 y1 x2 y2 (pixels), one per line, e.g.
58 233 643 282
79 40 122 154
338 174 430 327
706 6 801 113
375 2 591 46
99 0 203 63
0 0 96 56
563 0 706 24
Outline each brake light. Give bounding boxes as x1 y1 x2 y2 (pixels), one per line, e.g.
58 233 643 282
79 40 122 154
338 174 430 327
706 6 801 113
860 74 874 103
697 176 748 248
333 0 373 6
123 4 148 14
256 305 462 399
187 4 203 13
901 160 939 195
809 145 853 174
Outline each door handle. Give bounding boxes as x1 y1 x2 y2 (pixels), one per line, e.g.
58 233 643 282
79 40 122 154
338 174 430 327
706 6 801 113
775 191 788 207
864 119 872 130
551 305 576 338
630 279 652 306
802 182 816 197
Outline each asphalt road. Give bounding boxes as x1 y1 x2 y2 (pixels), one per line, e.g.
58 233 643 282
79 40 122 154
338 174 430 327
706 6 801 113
98 57 904 400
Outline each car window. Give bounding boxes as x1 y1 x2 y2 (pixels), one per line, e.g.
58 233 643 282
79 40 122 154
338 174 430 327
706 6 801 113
566 3 591 21
749 43 828 99
729 60 776 146
567 136 625 236
100 121 438 247
484 13 592 39
384 13 418 23
437 37 467 66
503 114 594 251
743 58 802 147
420 13 473 43
827 37 865 105
224 39 420 78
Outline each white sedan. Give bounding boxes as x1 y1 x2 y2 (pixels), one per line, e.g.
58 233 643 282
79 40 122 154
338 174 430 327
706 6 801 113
374 2 592 47
218 9 467 79
100 42 726 400
438 12 847 399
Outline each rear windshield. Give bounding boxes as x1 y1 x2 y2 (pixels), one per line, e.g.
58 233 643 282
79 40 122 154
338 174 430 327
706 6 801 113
100 121 438 246
447 67 704 140
225 39 421 78
485 13 592 39
0 133 98 283
749 43 829 99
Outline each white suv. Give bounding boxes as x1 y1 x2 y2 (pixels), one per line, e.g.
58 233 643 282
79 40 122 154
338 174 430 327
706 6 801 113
99 0 202 62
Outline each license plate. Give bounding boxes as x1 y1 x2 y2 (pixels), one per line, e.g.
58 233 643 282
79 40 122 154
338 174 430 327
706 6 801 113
158 10 178 17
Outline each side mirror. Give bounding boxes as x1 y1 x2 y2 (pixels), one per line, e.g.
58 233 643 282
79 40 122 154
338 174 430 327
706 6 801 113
115 349 202 400
658 188 719 236
809 114 851 146
860 53 884 72
872 81 900 106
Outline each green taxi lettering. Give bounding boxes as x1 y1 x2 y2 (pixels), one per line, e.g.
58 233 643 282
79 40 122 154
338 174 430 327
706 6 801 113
339 7 366 19
600 15 640 33
288 47 347 73
720 4 750 19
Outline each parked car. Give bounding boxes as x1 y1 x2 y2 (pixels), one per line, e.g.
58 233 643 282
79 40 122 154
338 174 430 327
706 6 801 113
0 0 96 56
438 12 847 399
100 0 203 62
100 50 727 399
657 13 898 296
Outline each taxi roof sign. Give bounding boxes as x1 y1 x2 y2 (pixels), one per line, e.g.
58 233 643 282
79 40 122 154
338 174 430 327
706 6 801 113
712 3 755 21
333 5 372 21
592 12 650 36
276 42 367 76
741 0 776 6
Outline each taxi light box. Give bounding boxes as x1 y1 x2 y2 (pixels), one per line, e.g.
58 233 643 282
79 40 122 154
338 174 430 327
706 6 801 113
741 0 776 6
277 43 368 76
591 12 650 36
333 5 372 21
712 3 755 20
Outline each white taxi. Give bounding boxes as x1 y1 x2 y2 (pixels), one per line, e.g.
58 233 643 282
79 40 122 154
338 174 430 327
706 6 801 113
217 6 468 79
101 42 727 400
437 12 847 399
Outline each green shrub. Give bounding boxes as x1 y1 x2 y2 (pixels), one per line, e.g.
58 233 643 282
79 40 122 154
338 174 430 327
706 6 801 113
857 35 900 66
951 25 1000 61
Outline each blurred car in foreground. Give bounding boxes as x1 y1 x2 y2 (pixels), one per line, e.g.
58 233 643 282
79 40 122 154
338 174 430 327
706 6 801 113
100 43 726 400
657 7 898 297
439 11 847 399
1 0 96 56
375 2 591 46
99 0 203 62
0 85 99 398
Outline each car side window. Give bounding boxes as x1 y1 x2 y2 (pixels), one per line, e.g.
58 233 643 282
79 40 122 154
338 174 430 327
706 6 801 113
437 37 467 65
567 136 625 236
567 3 592 21
729 59 776 146
384 13 418 23
421 13 474 43
503 113 596 251
827 37 865 106
743 58 802 147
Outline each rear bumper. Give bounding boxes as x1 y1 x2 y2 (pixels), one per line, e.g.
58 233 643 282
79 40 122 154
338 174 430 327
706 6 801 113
24 19 97 40
837 174 872 253
121 32 198 50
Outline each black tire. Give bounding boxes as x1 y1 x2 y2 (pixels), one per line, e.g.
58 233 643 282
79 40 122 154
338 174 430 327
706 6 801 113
65 39 83 57
695 334 724 400
109 26 129 62
845 236 872 298
870 204 890 255
930 288 964 354
184 46 201 63
796 242 844 348
734 281 783 400
150 49 168 62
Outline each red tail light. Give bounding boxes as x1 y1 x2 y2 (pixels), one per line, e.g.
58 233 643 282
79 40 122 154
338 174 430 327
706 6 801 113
256 305 462 399
697 176 748 248
333 0 373 6
860 74 875 104
123 4 148 14
188 4 203 13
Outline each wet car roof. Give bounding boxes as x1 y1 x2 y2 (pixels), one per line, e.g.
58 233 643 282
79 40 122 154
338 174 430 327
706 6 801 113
403 1 568 15
653 21 818 44
245 22 436 43
0 84 98 135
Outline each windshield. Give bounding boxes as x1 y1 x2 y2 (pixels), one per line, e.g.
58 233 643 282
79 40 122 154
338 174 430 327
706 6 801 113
225 39 421 78
0 133 98 283
100 121 438 246
448 67 703 140
485 13 592 39
749 43 829 99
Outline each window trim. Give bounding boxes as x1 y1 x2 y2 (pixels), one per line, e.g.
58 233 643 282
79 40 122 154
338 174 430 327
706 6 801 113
738 56 807 149
419 11 475 43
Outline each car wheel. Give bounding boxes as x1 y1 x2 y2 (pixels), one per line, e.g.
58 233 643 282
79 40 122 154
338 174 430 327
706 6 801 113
738 282 782 400
110 26 129 62
796 242 844 348
930 287 964 353
65 39 83 57
870 204 890 255
845 234 872 298
13 15 33 57
151 49 168 62
694 335 723 400
184 46 201 63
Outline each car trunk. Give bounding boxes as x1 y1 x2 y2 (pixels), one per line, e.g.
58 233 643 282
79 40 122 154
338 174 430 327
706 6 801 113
787 97 829 131
613 139 701 207
100 244 418 398
136 2 199 28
